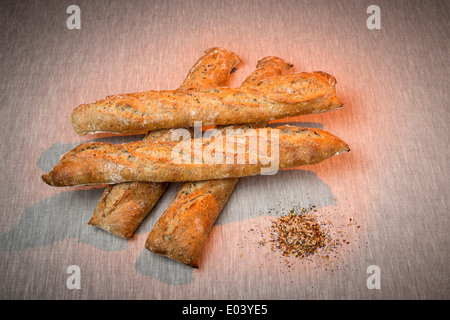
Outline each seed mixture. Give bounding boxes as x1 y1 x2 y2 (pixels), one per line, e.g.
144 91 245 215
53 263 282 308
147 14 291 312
265 208 325 259
247 202 362 270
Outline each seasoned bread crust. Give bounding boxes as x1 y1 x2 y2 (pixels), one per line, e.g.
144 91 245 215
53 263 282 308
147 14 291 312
88 48 240 238
41 126 350 187
71 71 342 135
146 178 239 267
88 181 169 239
179 47 240 90
240 56 293 89
146 56 293 266
87 129 178 238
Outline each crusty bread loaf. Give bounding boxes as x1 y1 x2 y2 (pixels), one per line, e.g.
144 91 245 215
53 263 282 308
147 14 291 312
71 71 342 135
88 48 240 238
88 181 169 239
146 56 293 266
146 178 239 267
41 126 350 187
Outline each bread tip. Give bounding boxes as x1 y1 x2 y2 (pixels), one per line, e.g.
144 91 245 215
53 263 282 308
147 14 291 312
41 173 53 186
333 96 344 110
324 97 343 113
41 171 65 187
71 104 89 135
335 145 350 156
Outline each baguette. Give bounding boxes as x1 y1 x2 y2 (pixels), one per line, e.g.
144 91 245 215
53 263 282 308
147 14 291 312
41 126 350 187
71 70 342 135
146 56 293 266
146 178 238 267
88 181 168 239
88 48 240 238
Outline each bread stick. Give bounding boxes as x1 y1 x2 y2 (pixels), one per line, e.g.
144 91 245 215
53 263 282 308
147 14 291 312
146 178 238 267
41 126 350 187
146 57 293 266
88 48 240 238
71 70 342 135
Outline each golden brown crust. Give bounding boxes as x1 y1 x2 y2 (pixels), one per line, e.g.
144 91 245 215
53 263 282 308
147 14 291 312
87 129 197 238
87 48 240 238
145 178 238 267
146 56 294 266
88 181 169 238
71 71 342 135
41 126 350 187
87 129 176 238
179 47 240 90
240 56 293 88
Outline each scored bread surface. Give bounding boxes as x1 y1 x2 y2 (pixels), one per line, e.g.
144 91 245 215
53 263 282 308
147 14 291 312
71 71 342 135
42 126 350 187
88 48 240 238
146 56 294 266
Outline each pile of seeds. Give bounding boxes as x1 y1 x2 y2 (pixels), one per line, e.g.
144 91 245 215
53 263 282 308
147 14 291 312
265 208 326 259
243 201 362 270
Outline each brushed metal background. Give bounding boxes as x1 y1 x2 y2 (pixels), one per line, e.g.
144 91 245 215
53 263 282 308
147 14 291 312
0 0 448 299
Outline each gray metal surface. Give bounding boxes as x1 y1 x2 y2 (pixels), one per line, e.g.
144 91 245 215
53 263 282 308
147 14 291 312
0 0 448 299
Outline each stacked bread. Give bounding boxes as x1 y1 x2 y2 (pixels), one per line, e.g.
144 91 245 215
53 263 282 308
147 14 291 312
42 48 349 267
